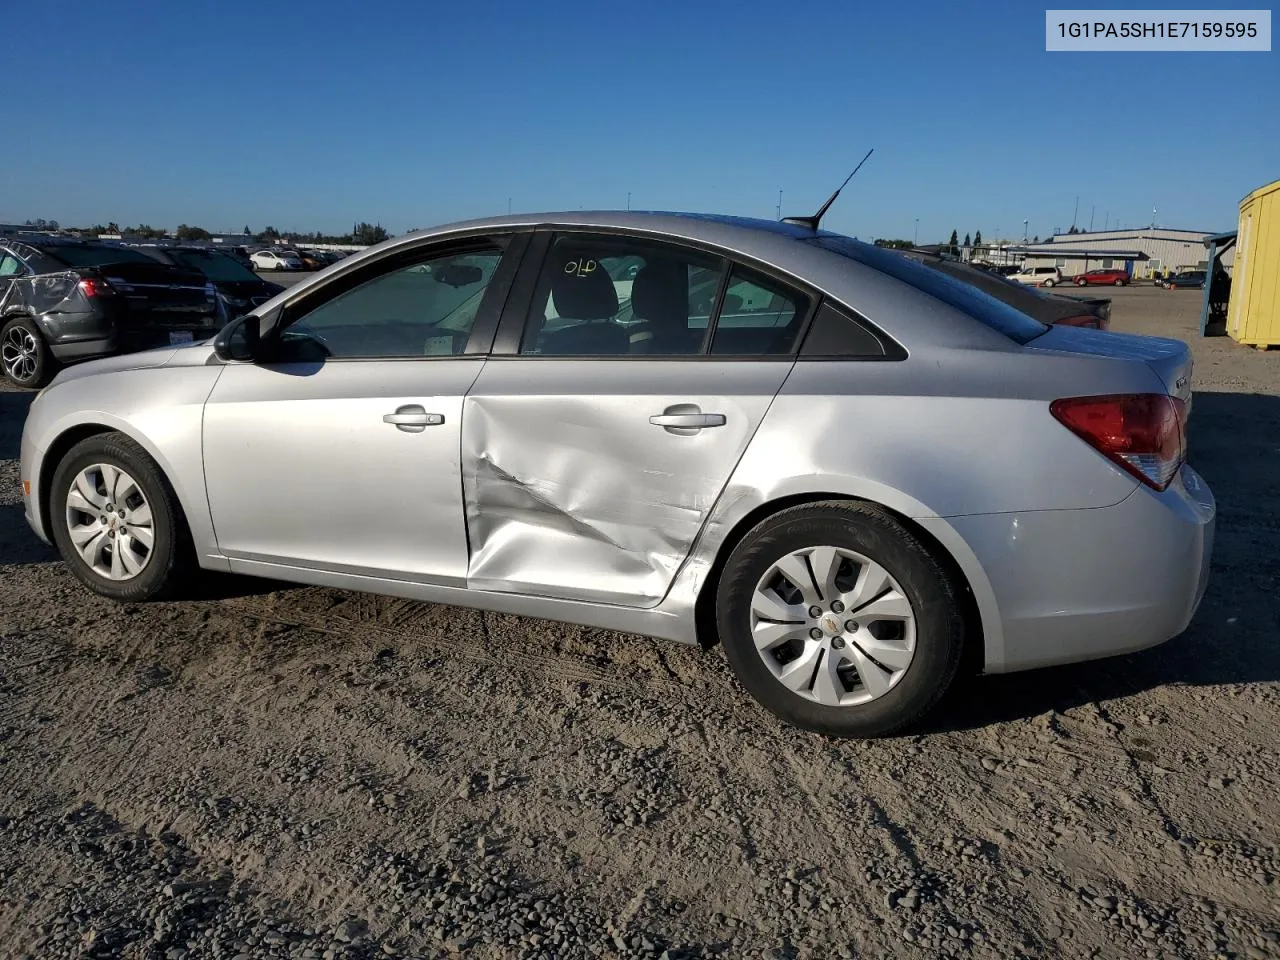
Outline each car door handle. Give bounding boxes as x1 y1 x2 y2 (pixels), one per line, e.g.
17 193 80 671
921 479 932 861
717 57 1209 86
649 413 726 428
383 405 444 432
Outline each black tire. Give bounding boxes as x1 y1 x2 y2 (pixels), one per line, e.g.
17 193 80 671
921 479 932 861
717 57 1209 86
715 501 966 738
49 432 196 601
1 316 56 389
1076 278 1088 286
1115 278 1126 286
1043 279 1056 287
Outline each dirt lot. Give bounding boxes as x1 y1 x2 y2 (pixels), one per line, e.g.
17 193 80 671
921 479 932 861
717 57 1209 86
1 286 1278 960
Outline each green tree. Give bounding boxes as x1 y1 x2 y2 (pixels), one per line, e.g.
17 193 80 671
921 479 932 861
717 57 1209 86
351 221 389 245
243 224 252 236
257 225 281 242
973 229 982 248
106 222 121 234
948 229 959 255
963 232 971 248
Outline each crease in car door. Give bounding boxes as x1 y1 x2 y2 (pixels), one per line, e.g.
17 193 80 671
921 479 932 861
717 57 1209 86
459 233 801 608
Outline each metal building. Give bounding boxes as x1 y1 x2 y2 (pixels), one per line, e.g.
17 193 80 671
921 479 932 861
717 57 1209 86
1017 227 1233 280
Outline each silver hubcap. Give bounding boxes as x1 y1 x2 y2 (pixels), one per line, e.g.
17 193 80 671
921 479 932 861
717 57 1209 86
750 546 916 707
1 326 39 382
64 464 155 581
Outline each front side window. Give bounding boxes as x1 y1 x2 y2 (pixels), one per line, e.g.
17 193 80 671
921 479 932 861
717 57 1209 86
278 246 504 359
519 235 726 357
0 254 23 277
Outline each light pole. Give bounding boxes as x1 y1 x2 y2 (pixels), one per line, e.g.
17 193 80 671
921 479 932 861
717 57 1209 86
913 218 919 245
776 189 783 220
627 191 631 211
1022 219 1029 243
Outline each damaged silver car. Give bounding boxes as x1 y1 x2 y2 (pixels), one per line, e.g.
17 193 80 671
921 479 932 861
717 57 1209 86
18 212 1215 737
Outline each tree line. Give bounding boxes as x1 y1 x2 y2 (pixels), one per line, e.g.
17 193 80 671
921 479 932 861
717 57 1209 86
19 218 390 246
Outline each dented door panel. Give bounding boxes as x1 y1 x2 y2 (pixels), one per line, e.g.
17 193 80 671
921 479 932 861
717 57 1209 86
461 359 793 606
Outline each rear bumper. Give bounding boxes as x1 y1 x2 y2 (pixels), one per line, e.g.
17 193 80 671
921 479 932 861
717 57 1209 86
923 463 1215 674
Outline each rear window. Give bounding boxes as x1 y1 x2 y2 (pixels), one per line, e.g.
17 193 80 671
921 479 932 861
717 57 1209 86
802 235 1050 344
34 244 159 267
171 250 259 281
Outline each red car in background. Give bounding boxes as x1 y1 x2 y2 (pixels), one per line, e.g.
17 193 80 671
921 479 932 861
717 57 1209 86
1073 268 1130 286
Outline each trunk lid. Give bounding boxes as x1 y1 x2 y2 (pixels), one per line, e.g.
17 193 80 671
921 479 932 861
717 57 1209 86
94 261 219 330
1028 325 1193 406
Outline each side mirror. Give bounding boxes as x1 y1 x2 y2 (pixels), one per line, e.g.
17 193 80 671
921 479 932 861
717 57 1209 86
212 313 261 362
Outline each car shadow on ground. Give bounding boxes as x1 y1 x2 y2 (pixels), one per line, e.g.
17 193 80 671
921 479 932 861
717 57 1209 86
925 390 1280 732
0 389 34 461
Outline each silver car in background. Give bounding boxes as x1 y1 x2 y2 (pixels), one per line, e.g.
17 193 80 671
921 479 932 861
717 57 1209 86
18 212 1215 737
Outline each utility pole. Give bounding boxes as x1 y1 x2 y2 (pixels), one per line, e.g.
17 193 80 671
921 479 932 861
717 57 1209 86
626 191 631 211
914 218 919 245
1072 195 1079 229
776 189 783 220
1089 205 1095 231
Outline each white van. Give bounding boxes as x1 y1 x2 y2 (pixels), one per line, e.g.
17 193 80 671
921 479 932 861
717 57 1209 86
1009 265 1062 287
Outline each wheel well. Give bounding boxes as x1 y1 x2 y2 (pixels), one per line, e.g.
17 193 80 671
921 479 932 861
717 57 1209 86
37 424 115 536
692 493 986 676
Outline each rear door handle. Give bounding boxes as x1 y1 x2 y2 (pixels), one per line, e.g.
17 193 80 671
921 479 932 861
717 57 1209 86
383 404 444 433
649 413 726 428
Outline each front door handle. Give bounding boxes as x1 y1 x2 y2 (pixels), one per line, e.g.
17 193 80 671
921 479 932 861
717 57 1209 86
649 413 726 428
383 404 444 433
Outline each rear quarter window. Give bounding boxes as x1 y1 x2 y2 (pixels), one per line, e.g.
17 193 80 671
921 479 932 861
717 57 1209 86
804 235 1050 344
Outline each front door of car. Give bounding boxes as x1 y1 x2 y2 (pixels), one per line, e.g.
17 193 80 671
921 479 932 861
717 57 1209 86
460 230 814 607
202 233 525 584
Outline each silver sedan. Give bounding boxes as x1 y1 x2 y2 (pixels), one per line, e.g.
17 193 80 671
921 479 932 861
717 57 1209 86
18 212 1216 737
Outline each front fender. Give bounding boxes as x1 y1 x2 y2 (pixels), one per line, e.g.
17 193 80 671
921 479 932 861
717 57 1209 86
23 365 228 570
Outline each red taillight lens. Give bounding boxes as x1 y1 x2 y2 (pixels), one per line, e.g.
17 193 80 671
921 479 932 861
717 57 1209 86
77 278 115 298
1050 393 1187 491
1055 315 1100 329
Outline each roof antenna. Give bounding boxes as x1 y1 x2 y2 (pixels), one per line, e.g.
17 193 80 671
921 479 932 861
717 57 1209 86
782 148 874 231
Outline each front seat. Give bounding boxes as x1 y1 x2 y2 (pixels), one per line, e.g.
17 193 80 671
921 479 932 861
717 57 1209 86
628 259 697 355
538 252 628 355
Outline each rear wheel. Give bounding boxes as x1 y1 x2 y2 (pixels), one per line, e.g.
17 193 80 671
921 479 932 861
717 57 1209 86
1115 278 1126 286
1 316 55 389
715 502 966 738
49 432 195 601
1043 278 1056 287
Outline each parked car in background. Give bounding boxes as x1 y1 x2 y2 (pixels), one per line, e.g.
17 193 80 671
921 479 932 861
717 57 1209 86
1073 269 1129 287
1165 270 1207 290
0 237 219 388
897 249 1111 329
250 250 303 272
17 211 1214 738
1008 265 1062 287
130 245 285 322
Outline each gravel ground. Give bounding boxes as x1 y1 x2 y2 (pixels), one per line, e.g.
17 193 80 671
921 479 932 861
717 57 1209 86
1 285 1278 960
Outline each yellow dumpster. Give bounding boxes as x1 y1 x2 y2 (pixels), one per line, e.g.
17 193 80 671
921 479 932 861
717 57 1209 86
1227 177 1280 349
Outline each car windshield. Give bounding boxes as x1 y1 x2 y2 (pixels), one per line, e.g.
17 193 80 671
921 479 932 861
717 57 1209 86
36 244 159 267
171 250 260 281
803 234 1050 344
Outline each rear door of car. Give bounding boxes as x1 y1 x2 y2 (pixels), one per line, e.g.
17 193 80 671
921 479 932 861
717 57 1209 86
458 228 816 607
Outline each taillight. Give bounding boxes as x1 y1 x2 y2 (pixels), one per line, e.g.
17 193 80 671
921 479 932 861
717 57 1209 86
1055 315 1099 329
1050 393 1187 491
77 278 115 298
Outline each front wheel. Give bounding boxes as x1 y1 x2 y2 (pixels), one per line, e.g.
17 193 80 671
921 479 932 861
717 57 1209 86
1 316 56 388
49 432 195 601
1076 278 1088 286
1115 278 1126 286
715 502 966 738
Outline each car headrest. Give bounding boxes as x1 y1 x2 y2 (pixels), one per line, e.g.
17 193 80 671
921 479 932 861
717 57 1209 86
631 260 688 326
551 250 618 320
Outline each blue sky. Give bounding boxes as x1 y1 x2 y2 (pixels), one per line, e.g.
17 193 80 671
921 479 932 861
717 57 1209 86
3 0 1276 241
